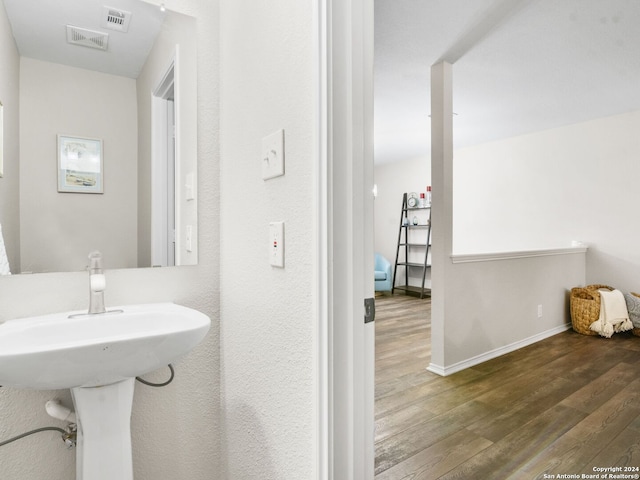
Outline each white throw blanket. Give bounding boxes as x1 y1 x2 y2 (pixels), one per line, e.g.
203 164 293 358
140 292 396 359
590 289 632 338
0 223 10 275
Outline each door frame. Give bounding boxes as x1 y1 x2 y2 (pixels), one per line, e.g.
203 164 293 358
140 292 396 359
151 54 178 267
315 0 375 478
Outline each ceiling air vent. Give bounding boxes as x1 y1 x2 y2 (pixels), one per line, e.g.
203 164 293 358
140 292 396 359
66 25 109 51
101 6 132 32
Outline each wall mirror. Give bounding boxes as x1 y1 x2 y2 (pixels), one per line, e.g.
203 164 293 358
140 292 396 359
0 0 197 274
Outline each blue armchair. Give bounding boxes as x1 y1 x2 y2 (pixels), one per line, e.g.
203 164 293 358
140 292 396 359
375 253 392 292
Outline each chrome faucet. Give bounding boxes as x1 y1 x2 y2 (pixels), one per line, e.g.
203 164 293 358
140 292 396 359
88 251 107 314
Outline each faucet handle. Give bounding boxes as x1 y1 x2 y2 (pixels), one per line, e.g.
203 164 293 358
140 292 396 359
90 273 106 292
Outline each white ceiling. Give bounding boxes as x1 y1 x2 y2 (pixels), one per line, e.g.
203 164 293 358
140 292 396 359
3 0 165 78
374 0 640 164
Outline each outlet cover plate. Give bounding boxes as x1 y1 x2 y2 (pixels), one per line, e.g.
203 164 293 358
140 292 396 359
269 221 284 268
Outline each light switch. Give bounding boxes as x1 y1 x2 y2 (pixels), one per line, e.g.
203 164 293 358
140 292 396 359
185 172 195 201
269 221 284 268
262 129 285 180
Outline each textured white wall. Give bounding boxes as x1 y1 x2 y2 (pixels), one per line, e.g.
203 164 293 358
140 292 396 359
219 0 315 478
0 1 20 272
0 0 220 479
19 58 138 273
454 110 640 292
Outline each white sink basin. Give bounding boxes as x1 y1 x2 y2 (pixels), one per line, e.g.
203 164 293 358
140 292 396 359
0 303 210 389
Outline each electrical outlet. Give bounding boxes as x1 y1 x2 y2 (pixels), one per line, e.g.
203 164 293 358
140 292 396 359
537 304 543 318
269 221 284 268
186 225 193 252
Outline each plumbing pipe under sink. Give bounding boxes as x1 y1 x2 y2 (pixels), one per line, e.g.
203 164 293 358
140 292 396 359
45 399 77 424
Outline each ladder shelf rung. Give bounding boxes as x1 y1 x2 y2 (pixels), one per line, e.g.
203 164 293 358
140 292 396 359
392 285 432 298
397 262 431 268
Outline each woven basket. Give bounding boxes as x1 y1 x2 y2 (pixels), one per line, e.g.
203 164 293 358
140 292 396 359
570 284 614 336
631 292 640 337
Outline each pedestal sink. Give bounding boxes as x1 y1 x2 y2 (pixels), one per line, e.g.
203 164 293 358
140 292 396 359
0 303 210 480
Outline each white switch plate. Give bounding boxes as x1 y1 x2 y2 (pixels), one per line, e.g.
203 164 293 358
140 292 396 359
185 172 195 201
269 221 284 268
262 129 285 180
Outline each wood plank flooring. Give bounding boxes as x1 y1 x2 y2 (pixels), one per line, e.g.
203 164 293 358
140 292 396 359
374 294 640 480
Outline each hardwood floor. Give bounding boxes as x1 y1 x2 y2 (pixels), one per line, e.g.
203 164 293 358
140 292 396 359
374 294 640 479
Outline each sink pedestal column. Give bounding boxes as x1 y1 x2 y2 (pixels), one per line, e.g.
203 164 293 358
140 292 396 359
71 378 135 480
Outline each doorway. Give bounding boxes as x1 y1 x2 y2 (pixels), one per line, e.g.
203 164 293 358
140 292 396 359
151 60 176 267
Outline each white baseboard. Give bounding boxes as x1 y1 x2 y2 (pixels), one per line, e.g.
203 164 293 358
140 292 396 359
426 323 572 377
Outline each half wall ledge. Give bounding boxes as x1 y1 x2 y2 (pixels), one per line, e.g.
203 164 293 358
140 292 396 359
451 246 588 264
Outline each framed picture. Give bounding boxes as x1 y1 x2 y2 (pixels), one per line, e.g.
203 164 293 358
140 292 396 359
57 135 103 193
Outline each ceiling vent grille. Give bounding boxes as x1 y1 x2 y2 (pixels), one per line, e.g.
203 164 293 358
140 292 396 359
101 6 132 32
66 26 109 51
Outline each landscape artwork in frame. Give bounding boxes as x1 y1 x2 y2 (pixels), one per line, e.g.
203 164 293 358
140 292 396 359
57 135 103 193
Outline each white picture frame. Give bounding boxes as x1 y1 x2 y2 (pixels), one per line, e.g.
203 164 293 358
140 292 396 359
57 135 103 194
